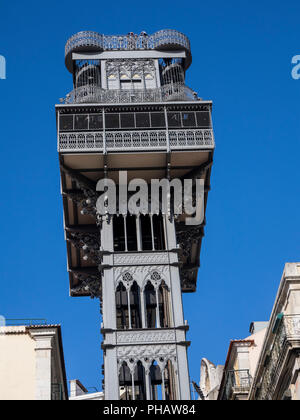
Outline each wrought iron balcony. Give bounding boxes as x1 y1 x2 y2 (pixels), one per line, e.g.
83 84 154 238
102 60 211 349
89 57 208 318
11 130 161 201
4 319 47 326
58 128 214 153
65 29 192 72
255 314 300 400
223 370 252 400
62 83 198 105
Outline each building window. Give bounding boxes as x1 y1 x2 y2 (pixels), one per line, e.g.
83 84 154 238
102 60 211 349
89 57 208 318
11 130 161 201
60 115 73 131
196 111 211 127
182 112 196 127
150 112 166 128
120 113 135 129
116 280 141 330
74 114 89 130
105 113 120 129
89 114 103 130
167 112 181 127
136 113 150 128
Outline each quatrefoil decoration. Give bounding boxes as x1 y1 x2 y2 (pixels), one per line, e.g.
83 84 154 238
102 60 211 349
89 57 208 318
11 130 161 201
150 271 161 282
122 272 134 289
150 271 162 289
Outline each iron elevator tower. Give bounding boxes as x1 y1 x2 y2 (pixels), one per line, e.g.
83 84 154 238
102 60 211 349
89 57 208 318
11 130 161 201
56 29 215 400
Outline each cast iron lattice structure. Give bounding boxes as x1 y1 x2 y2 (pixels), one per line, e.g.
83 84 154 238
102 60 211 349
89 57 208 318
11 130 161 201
56 29 215 400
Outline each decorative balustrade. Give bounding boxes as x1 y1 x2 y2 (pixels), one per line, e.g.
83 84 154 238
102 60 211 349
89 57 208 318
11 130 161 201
169 129 214 149
59 132 104 151
62 83 198 104
58 129 214 152
65 30 192 72
105 130 167 151
257 315 300 400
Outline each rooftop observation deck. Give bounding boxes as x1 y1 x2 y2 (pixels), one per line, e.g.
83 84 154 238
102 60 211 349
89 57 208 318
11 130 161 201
65 29 192 72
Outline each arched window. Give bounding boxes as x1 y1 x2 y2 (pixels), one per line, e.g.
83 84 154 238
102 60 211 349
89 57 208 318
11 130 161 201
134 361 146 400
119 359 177 401
116 282 129 330
130 282 142 329
116 279 142 330
150 359 177 401
119 361 132 400
164 360 177 400
119 361 146 400
144 279 171 329
144 282 156 328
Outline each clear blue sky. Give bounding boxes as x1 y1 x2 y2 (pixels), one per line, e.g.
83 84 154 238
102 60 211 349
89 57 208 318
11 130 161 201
0 0 299 391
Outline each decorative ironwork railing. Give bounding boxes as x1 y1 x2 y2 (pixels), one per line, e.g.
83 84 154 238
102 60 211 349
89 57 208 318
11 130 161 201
256 314 300 400
65 29 191 59
62 83 198 104
4 319 47 326
59 132 104 151
58 129 214 152
223 369 252 400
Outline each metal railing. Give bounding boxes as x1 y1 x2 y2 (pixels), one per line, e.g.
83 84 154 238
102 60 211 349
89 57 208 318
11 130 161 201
4 319 47 326
62 83 198 105
58 129 214 152
255 314 300 400
223 369 252 400
65 29 191 59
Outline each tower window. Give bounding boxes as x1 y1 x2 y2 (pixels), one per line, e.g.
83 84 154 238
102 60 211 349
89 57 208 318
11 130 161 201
74 114 89 130
105 113 120 129
60 115 74 131
196 111 211 128
167 112 181 127
153 215 165 250
89 114 103 130
150 112 166 128
141 215 152 251
182 112 196 127
135 113 150 128
113 216 126 251
120 113 135 129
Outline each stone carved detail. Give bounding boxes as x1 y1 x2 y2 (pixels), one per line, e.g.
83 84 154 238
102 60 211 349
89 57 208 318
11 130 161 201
120 272 134 290
114 252 169 266
71 273 102 299
117 344 177 372
117 330 176 345
114 265 170 291
150 271 162 289
285 315 300 336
